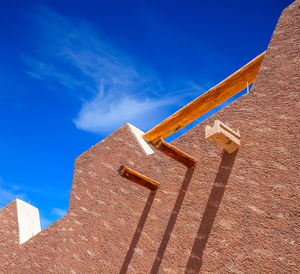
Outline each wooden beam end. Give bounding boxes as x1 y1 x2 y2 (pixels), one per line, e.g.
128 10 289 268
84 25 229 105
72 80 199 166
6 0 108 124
154 139 197 168
118 165 159 191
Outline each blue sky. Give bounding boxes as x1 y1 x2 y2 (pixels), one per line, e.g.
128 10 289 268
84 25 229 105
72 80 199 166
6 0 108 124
0 0 293 228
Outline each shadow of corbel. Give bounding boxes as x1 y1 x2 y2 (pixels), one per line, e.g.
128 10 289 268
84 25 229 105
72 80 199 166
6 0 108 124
120 191 156 274
151 166 195 273
185 150 238 274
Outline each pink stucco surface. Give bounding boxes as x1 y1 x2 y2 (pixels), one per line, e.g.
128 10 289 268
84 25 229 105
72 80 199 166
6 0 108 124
0 1 299 272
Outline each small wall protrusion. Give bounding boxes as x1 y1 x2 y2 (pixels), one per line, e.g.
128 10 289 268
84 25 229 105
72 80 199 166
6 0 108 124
16 199 41 244
205 120 240 153
118 165 159 191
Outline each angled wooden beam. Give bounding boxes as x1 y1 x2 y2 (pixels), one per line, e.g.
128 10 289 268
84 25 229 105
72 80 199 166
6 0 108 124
143 51 266 145
118 165 159 191
154 139 196 168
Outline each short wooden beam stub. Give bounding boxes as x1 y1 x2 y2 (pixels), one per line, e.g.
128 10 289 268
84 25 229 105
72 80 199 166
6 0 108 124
205 120 240 153
154 139 197 168
118 165 159 191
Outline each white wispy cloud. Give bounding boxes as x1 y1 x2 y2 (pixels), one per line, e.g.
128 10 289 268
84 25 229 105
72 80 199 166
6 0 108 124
23 6 203 134
0 187 16 208
0 178 28 208
40 216 52 229
52 207 67 217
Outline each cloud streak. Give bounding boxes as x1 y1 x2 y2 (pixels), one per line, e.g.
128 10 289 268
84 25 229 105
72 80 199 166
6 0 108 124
23 6 202 134
0 178 28 208
0 186 16 208
40 217 52 229
52 208 67 217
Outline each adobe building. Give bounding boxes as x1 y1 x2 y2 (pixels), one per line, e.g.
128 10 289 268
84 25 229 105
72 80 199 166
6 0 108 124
0 1 299 273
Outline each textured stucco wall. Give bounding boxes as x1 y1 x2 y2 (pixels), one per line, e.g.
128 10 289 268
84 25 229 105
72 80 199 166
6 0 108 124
0 1 299 273
0 200 19 267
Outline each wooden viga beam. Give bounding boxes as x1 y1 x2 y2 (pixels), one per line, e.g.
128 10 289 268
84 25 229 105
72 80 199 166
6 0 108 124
118 165 159 191
154 139 196 168
143 51 266 145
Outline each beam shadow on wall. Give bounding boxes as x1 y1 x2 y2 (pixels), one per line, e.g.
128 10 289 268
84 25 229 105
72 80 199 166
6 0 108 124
185 150 237 273
119 190 156 274
150 166 195 273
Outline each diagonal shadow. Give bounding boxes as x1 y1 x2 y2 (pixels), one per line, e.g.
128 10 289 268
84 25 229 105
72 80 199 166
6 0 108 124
151 167 195 274
185 150 238 274
120 191 156 274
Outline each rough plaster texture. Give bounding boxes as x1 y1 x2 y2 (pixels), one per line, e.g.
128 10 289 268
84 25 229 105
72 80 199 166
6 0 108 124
0 200 19 265
0 1 299 273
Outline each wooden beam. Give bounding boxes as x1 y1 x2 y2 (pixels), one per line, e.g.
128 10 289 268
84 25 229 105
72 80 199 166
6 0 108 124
118 165 159 191
143 51 266 144
154 139 196 168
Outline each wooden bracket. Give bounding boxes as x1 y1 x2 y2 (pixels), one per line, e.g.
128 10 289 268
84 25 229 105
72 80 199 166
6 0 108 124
118 165 159 191
154 139 196 168
205 120 240 153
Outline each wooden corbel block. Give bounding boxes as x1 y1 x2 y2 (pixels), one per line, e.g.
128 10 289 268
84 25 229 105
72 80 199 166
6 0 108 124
205 120 240 153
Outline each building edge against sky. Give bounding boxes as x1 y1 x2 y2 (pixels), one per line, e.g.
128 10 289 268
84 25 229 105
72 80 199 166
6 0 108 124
0 0 299 272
